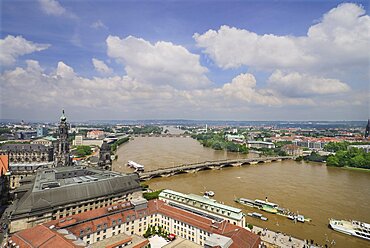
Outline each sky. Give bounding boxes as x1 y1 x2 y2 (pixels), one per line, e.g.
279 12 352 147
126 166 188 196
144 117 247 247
0 0 369 121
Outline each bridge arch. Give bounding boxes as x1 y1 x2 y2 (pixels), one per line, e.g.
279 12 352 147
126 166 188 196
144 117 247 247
196 167 212 172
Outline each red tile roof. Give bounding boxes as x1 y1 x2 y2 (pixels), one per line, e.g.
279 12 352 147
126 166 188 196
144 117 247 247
16 199 260 248
105 237 132 248
0 155 9 176
132 240 150 248
147 200 261 248
10 224 83 248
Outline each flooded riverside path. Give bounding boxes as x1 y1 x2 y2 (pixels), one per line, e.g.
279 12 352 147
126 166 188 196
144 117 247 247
113 133 370 248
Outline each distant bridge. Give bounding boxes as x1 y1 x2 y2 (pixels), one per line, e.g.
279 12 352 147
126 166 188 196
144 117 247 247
139 156 294 181
133 134 190 138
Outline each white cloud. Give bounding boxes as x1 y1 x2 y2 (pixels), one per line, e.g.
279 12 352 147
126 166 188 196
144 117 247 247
268 70 350 97
220 73 281 106
55 61 75 79
91 20 107 29
92 58 113 74
194 3 370 72
106 35 210 89
194 26 310 70
38 0 66 16
0 62 366 120
38 0 76 18
0 35 50 66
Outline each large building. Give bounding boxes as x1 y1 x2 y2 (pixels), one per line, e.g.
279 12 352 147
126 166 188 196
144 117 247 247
5 166 142 233
159 189 246 227
282 144 303 156
36 126 48 137
31 136 57 146
87 130 105 139
8 162 52 190
8 198 261 248
246 141 275 149
54 110 72 167
0 144 54 164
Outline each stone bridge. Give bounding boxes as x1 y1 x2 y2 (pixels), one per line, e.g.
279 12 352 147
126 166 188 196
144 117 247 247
139 156 294 181
133 133 190 138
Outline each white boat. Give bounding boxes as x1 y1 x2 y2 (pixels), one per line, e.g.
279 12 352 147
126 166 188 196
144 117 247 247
247 212 268 221
127 160 144 171
204 191 215 197
329 219 370 241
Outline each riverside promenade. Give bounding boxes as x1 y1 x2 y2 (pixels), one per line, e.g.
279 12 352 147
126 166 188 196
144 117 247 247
251 226 323 248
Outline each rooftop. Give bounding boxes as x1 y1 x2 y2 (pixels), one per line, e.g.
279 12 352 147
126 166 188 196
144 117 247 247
1 143 50 152
159 189 244 220
163 237 202 248
0 154 9 176
10 166 140 218
13 199 260 248
9 224 85 248
91 233 148 248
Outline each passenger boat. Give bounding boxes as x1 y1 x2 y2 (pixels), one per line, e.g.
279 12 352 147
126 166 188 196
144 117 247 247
329 219 370 241
235 197 311 223
247 212 268 221
127 160 144 172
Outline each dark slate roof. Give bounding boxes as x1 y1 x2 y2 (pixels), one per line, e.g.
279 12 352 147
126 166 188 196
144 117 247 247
1 144 49 152
11 167 141 219
100 141 110 151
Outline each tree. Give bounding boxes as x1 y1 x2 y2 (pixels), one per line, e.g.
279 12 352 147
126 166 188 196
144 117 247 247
74 145 92 157
324 142 349 152
326 155 340 166
211 142 223 150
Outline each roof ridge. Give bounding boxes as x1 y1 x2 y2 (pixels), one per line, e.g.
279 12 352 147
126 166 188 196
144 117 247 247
13 232 36 248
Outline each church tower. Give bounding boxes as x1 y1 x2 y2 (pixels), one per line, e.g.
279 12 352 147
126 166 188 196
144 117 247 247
54 110 72 167
98 140 112 170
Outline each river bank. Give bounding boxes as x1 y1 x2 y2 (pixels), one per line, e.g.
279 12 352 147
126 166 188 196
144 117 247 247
113 136 370 248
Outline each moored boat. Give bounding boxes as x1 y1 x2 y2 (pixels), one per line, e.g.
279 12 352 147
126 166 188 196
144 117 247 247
247 212 268 221
235 196 311 223
329 219 370 241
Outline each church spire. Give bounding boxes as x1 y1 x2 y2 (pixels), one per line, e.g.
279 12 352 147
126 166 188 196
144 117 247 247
60 109 67 122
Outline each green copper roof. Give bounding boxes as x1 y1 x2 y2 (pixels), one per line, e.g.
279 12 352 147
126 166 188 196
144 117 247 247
159 189 244 221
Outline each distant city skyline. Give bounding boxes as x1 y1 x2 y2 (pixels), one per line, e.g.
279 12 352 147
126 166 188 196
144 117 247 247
1 0 369 121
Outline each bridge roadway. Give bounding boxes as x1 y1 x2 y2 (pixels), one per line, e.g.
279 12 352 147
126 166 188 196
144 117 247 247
133 133 190 138
139 156 294 181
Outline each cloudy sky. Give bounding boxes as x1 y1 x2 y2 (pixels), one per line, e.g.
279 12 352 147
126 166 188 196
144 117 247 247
1 1 369 121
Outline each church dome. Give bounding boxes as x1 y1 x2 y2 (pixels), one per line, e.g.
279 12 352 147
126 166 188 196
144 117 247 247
60 110 67 122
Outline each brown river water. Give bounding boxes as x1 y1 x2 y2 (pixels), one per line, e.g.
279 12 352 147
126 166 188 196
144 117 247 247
112 129 370 248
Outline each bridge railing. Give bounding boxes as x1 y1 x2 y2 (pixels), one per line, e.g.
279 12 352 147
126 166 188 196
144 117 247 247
139 156 294 174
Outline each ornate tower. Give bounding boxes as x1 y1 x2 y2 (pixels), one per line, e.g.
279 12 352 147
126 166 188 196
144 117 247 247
98 140 112 170
365 119 370 139
54 110 72 167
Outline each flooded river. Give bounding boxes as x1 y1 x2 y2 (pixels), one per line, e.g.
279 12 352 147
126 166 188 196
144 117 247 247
113 130 370 248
